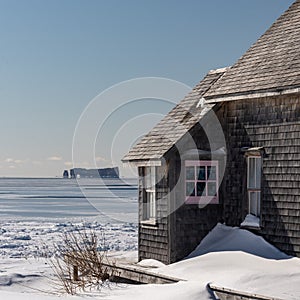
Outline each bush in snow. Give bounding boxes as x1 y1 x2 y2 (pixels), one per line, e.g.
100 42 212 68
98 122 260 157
49 228 116 295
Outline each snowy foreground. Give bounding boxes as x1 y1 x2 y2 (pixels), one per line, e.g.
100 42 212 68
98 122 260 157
1 223 300 300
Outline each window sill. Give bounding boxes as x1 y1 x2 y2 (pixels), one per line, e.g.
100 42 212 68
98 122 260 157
240 224 261 231
140 219 157 228
240 214 261 231
185 196 219 205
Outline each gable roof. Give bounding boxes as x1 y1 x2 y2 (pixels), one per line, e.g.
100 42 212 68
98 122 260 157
123 1 299 163
122 68 228 163
204 0 300 103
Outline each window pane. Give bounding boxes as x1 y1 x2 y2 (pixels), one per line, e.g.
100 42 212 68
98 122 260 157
256 158 262 189
143 201 150 220
257 191 261 216
207 166 216 180
186 166 195 180
150 166 156 189
143 167 156 220
248 158 256 188
249 192 256 215
186 182 195 196
149 192 155 218
197 166 206 180
145 167 151 189
207 182 217 196
145 166 156 190
249 191 260 216
196 182 206 196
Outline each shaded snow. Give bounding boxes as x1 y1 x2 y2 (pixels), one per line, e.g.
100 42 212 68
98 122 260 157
187 223 289 260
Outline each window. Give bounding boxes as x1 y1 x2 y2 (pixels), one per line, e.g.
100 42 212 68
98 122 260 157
247 156 262 216
143 166 156 221
185 160 219 204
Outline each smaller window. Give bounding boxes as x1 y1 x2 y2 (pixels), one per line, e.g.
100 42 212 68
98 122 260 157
143 166 156 221
247 156 262 217
185 160 219 204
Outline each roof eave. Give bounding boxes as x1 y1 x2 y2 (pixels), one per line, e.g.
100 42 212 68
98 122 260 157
121 159 162 167
204 86 300 103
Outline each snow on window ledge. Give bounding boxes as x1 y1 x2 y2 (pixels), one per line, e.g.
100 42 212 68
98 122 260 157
240 214 261 230
140 218 157 228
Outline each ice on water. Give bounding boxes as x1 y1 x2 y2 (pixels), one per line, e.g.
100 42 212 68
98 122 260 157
0 178 138 259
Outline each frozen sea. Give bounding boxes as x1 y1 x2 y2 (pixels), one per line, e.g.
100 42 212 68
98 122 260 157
0 177 138 258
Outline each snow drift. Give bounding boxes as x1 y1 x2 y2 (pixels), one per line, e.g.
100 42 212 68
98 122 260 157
187 223 290 260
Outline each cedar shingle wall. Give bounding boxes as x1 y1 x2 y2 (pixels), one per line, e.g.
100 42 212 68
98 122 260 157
224 95 300 256
173 204 222 261
170 122 225 262
138 95 300 263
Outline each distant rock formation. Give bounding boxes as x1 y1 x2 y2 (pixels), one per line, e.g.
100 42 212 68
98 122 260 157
69 167 119 179
63 170 69 178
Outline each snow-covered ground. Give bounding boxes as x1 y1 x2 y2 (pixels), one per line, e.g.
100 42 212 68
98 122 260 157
1 223 300 300
0 217 138 299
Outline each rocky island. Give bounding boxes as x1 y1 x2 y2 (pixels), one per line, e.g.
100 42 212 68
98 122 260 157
63 167 119 178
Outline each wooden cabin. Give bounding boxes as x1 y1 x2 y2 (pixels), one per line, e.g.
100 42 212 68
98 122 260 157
122 0 300 264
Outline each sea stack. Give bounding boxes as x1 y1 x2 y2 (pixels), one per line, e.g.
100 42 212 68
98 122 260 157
63 170 69 178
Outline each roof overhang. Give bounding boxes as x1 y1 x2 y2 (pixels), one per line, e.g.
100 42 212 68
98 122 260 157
204 86 300 104
122 159 162 167
181 147 226 159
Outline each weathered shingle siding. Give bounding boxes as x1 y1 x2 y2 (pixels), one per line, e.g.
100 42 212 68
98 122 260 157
138 166 170 264
167 119 225 262
223 95 300 256
139 95 300 263
173 204 223 261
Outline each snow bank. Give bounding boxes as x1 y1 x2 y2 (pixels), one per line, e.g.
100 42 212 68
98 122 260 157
187 223 289 260
137 259 166 268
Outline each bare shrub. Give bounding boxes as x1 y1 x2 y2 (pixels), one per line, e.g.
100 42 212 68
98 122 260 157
49 227 116 294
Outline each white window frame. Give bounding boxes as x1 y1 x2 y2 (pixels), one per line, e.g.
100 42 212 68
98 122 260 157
247 156 262 217
185 160 219 205
142 166 156 221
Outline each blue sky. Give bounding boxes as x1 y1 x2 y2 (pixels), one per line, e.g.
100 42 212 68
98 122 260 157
0 0 294 177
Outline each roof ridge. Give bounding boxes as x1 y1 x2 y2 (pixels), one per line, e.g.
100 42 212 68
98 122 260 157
208 67 231 75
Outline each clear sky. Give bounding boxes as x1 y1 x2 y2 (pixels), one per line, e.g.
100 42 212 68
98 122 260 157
0 0 295 177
